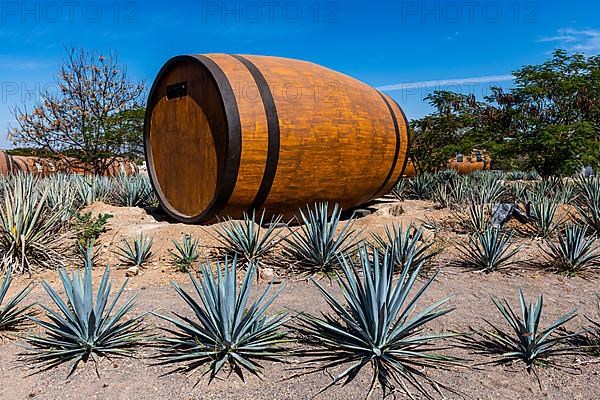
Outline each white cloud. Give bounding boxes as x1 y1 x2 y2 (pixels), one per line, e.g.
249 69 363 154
539 29 600 52
377 75 513 92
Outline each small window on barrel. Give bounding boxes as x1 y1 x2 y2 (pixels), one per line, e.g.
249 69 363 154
166 81 187 100
475 151 483 162
456 153 463 163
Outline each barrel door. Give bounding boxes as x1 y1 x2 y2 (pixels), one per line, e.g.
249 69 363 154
144 54 409 223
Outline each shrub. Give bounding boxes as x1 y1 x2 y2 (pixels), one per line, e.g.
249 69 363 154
169 234 200 272
154 258 288 382
71 211 112 247
294 245 460 398
540 224 600 275
114 233 154 268
456 227 519 273
283 202 361 275
24 261 146 375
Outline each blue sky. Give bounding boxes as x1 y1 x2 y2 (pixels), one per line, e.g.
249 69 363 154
0 0 598 148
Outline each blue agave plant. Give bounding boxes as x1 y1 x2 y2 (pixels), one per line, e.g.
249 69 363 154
294 245 460 398
24 261 146 375
155 257 289 382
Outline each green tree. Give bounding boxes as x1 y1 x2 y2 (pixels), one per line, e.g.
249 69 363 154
9 47 146 174
410 91 480 172
499 50 600 175
410 50 600 176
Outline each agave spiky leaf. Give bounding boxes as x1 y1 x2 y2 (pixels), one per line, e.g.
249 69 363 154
407 173 437 200
574 176 600 202
585 293 600 350
448 176 470 207
111 175 153 207
574 176 600 233
526 170 541 181
509 181 528 203
528 198 560 237
0 267 34 335
528 179 553 204
23 262 146 375
72 175 113 207
41 174 78 220
421 215 442 232
169 234 200 272
470 289 579 372
472 173 505 205
435 169 459 182
372 224 437 272
540 224 600 275
456 227 519 273
211 210 285 267
506 171 526 181
432 182 451 209
114 234 154 267
459 201 490 233
154 258 289 382
528 177 573 205
294 245 460 399
556 181 575 204
390 179 407 201
283 202 361 275
76 239 100 269
0 174 66 273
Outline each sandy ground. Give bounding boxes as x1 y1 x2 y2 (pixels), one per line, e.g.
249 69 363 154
1 199 599 399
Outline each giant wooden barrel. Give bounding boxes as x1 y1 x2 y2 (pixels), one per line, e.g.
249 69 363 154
104 159 139 177
0 152 49 176
9 155 35 175
144 54 409 223
447 150 491 174
0 151 14 175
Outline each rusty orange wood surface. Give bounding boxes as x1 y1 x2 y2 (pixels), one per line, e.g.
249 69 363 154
0 151 138 177
144 54 410 223
447 151 491 174
402 151 491 177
